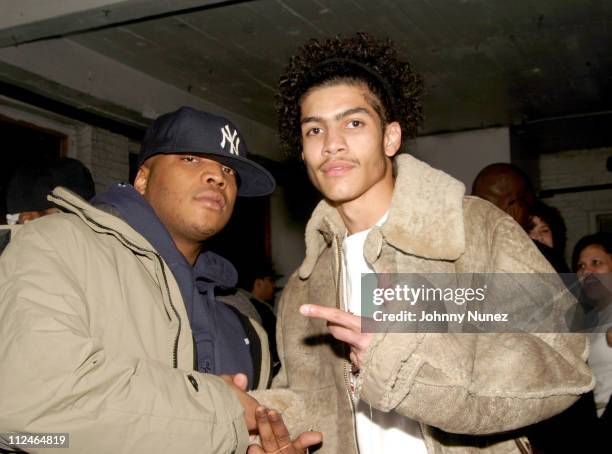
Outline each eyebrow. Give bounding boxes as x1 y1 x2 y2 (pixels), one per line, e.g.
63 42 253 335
301 107 373 125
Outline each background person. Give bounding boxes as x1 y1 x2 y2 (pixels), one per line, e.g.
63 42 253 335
5 157 95 225
572 232 612 419
472 162 536 231
527 200 570 273
221 259 282 379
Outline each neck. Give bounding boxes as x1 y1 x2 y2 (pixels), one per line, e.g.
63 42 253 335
174 238 201 266
336 163 395 234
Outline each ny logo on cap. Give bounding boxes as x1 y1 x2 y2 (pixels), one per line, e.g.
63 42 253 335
220 125 240 156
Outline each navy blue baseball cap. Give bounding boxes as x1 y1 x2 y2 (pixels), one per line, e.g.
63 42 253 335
138 106 275 197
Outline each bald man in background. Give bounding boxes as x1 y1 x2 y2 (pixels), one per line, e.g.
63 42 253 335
472 162 602 453
472 163 536 230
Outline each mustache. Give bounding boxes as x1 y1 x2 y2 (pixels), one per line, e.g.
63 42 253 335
319 158 359 172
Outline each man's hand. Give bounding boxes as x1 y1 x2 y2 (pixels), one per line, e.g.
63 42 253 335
220 373 259 432
248 406 322 454
300 304 373 370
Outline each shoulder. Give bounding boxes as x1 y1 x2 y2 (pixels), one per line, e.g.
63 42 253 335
1 212 126 277
3 214 80 250
277 271 308 313
461 196 553 273
462 195 531 243
219 290 263 324
463 195 511 228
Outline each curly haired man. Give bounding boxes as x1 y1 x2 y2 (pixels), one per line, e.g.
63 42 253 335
262 33 593 453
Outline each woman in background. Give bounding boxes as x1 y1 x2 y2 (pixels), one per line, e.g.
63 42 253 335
572 232 612 422
528 201 569 273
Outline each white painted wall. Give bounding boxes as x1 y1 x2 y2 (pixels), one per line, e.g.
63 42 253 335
269 185 307 287
409 127 510 192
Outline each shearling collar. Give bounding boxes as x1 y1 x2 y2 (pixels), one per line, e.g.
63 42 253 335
298 154 466 279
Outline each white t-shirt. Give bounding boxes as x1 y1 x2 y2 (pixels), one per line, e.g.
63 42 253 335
588 302 612 417
342 215 427 453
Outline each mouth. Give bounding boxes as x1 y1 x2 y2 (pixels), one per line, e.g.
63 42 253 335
194 190 226 210
320 160 357 177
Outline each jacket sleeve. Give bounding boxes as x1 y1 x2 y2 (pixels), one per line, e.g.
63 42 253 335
357 217 594 435
0 224 249 454
249 283 310 439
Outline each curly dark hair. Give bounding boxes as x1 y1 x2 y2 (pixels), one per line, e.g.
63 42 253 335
277 32 424 157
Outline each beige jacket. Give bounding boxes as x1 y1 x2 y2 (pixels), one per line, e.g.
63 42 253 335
0 188 260 453
272 155 593 453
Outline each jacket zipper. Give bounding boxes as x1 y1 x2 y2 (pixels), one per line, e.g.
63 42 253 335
50 194 182 369
515 437 533 454
155 253 181 368
335 235 360 453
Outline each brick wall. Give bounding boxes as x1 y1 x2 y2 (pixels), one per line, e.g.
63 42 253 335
539 146 612 261
88 128 132 193
74 125 92 169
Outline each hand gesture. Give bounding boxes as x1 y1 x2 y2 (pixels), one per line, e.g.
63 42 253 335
247 406 322 454
300 304 373 370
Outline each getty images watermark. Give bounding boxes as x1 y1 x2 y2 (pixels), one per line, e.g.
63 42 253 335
359 273 611 333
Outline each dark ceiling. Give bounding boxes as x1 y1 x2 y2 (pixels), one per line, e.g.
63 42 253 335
1 0 611 139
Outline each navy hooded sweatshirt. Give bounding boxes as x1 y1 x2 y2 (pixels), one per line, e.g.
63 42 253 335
93 183 254 385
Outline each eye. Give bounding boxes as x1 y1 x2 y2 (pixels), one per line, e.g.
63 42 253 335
182 155 200 163
347 119 363 128
221 165 236 176
305 127 322 136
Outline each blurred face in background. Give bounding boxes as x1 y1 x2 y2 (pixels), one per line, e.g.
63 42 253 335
528 215 553 248
576 244 612 304
18 208 60 224
252 276 276 303
486 175 534 230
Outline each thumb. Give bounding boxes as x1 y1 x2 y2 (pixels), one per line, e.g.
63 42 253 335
233 372 249 390
293 431 323 450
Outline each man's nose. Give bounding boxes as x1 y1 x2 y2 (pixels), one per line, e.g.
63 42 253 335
323 127 347 155
202 162 226 188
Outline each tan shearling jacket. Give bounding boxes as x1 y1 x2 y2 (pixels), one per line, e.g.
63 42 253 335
272 154 593 453
0 188 264 453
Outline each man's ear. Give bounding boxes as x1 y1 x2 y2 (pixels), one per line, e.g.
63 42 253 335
134 166 150 196
383 122 402 158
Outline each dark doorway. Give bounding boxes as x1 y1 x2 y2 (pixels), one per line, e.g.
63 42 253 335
206 195 271 279
0 116 65 222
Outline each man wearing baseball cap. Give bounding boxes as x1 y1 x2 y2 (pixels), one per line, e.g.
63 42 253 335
0 107 318 453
